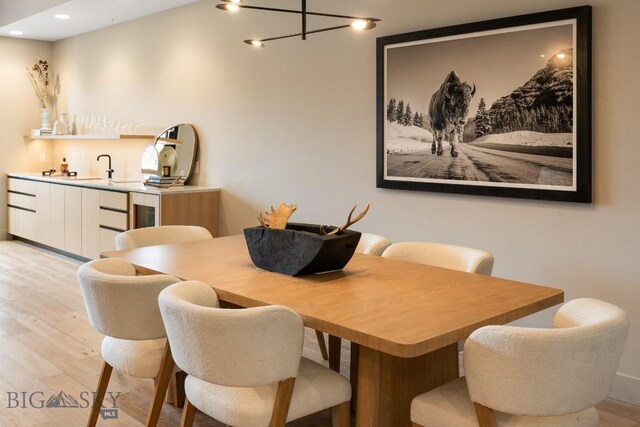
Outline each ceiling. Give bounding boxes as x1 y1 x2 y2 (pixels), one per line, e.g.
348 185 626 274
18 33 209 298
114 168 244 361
0 0 200 41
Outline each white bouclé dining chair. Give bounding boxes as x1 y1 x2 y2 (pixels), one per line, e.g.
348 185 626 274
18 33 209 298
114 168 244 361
382 241 494 276
356 232 392 256
77 258 181 427
158 281 352 427
115 225 213 250
411 298 629 427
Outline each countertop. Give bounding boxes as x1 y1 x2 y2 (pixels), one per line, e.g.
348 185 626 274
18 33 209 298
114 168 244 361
7 172 220 195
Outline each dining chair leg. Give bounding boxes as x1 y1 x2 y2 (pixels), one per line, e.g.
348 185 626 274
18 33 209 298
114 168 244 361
328 335 342 372
173 370 187 408
180 397 197 427
331 401 350 427
473 402 497 427
87 361 113 427
269 378 296 427
166 368 186 407
315 330 329 360
145 343 176 427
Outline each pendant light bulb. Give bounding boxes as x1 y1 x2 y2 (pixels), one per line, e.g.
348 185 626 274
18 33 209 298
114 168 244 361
351 19 376 31
216 3 240 12
244 39 265 48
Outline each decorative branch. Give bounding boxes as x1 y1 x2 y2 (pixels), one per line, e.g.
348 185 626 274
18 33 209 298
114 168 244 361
25 59 49 109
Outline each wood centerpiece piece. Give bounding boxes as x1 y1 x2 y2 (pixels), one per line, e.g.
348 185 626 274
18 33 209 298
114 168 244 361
244 203 370 276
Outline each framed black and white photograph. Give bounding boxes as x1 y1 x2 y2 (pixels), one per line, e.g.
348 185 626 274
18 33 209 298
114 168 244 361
376 6 592 202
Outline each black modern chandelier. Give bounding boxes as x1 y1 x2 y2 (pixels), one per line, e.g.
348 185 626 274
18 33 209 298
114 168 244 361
215 0 381 47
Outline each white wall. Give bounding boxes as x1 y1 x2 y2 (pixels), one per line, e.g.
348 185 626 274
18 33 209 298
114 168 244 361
50 0 640 403
0 36 53 239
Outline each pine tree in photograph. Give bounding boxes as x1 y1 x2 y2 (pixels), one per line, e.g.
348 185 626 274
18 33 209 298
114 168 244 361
387 98 397 122
475 98 492 137
396 100 405 124
413 112 422 127
404 104 413 126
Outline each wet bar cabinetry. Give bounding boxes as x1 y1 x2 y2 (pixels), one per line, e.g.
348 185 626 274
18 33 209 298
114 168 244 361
6 174 220 259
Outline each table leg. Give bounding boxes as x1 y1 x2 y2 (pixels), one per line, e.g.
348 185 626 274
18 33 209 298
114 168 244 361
350 342 360 414
328 335 342 372
355 343 458 427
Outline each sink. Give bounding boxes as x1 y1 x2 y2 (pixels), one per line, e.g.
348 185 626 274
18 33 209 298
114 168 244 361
50 176 103 181
109 179 141 184
67 177 104 181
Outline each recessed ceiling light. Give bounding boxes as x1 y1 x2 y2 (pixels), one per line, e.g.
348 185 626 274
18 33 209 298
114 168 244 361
9 30 23 36
55 14 70 20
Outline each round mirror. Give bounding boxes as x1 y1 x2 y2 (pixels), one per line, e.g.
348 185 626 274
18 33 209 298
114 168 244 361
147 123 199 183
141 144 160 181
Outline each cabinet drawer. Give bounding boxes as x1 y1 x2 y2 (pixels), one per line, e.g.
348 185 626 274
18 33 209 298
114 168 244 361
99 209 128 231
7 192 36 211
99 191 128 211
8 206 36 240
8 178 37 195
99 227 120 254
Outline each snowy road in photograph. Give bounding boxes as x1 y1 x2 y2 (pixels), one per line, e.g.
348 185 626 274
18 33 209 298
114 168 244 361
386 143 573 185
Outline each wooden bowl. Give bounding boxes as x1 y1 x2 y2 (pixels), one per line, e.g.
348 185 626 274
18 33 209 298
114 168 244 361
243 223 361 276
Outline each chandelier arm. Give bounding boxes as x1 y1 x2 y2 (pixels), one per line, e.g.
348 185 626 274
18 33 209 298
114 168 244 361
229 4 380 21
260 24 352 43
302 0 306 40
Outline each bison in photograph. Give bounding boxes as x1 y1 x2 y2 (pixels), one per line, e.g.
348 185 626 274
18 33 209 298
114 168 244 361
429 70 476 157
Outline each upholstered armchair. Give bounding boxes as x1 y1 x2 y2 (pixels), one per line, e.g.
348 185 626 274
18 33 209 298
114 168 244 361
382 241 494 275
158 280 352 427
411 298 629 427
77 258 181 427
115 225 212 250
356 232 392 256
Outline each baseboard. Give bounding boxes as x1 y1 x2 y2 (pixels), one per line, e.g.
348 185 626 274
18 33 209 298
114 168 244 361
0 228 8 241
610 372 640 405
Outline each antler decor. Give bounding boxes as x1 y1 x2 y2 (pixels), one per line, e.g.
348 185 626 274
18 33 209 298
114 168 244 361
322 202 370 235
258 203 297 229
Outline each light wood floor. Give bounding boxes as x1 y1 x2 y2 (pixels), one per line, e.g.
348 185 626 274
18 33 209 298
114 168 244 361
0 240 637 426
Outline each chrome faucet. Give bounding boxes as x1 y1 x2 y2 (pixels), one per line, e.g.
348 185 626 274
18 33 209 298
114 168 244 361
97 154 114 179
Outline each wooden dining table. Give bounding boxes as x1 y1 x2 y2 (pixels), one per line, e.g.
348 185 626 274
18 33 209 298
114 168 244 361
103 235 564 427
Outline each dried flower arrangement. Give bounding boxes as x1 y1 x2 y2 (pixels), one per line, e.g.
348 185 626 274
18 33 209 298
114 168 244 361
26 59 49 109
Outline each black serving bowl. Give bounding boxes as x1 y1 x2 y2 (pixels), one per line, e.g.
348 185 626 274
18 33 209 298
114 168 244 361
243 222 361 276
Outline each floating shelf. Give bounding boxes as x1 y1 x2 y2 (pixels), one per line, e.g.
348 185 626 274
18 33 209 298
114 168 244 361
25 134 156 140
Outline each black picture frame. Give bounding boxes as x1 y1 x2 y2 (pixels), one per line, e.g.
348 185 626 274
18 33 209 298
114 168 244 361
376 6 592 203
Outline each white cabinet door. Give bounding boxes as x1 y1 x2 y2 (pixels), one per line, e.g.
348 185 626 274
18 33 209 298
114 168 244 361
64 186 82 255
35 182 50 246
49 185 66 250
81 188 100 260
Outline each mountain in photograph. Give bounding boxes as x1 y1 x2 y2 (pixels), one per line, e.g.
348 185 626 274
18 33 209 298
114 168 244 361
487 48 573 134
45 391 80 408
